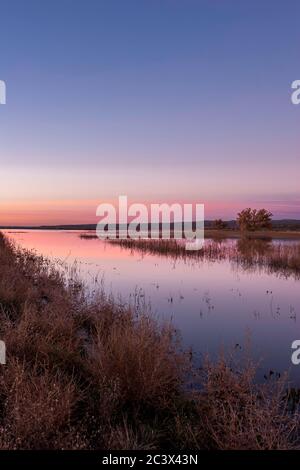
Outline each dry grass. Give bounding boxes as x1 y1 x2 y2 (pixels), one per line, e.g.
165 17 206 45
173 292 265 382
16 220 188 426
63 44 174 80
175 356 299 450
0 232 299 450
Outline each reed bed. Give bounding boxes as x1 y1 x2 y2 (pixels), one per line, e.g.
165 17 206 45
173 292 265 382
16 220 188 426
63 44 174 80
79 233 99 240
110 238 300 278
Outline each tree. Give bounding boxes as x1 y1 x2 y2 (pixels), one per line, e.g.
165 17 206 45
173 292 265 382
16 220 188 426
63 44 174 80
254 209 273 230
213 219 228 230
236 208 273 232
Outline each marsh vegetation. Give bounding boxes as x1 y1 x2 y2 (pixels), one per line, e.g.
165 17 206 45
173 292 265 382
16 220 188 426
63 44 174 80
110 238 300 279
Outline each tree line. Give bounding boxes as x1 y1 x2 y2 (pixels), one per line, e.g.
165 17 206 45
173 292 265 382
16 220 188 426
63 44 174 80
213 208 273 232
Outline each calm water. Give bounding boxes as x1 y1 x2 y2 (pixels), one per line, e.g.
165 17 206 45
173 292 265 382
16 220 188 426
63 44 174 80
4 230 300 384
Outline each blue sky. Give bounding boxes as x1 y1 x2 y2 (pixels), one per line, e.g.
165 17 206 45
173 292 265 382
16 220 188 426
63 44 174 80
0 0 299 223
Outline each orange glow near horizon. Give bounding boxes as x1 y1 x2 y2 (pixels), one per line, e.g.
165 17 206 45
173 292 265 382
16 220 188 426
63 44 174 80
0 198 295 226
0 199 100 226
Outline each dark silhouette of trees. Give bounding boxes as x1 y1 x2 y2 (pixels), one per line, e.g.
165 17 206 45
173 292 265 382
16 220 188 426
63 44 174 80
213 219 228 230
237 208 273 232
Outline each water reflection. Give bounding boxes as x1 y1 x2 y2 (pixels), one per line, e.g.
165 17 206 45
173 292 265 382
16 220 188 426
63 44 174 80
237 238 273 257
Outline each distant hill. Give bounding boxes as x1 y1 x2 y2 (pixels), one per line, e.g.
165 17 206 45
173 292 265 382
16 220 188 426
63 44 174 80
270 220 300 231
1 220 300 231
205 220 300 231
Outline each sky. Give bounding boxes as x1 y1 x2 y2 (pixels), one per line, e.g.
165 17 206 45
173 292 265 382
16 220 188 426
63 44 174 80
0 0 299 225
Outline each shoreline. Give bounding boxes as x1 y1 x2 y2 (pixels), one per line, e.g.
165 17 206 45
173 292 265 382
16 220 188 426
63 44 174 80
2 226 300 240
